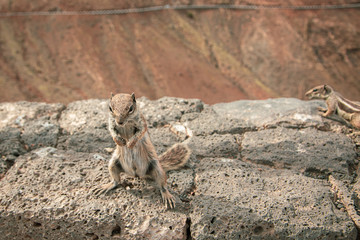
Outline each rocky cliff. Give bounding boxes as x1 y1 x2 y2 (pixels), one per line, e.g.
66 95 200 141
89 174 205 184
0 97 359 239
0 0 359 104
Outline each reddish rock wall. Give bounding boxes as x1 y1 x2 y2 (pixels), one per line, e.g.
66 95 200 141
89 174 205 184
0 0 359 104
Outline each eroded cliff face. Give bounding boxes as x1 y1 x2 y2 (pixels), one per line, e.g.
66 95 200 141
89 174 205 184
0 0 359 104
0 97 359 239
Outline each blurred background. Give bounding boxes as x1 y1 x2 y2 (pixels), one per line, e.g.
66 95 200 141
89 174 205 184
0 0 359 104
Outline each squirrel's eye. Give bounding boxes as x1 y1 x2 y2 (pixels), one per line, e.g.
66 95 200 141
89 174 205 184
109 106 113 113
129 105 134 113
313 89 318 92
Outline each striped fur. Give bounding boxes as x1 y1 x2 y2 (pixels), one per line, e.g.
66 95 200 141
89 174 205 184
336 94 360 113
159 143 191 172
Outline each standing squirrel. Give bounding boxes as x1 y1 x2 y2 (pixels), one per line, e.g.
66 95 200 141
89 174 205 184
305 85 360 129
94 93 191 208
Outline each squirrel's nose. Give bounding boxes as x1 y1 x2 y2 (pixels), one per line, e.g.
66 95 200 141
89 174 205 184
116 119 124 125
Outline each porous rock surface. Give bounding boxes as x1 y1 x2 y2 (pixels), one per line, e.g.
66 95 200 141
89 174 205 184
0 97 359 239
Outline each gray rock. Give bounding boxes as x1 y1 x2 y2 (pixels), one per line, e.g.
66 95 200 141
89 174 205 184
59 99 108 134
0 127 26 177
188 134 240 159
187 106 252 136
58 99 114 153
148 126 183 154
0 102 64 177
191 158 357 239
140 96 204 127
241 128 357 179
0 101 64 129
58 129 113 153
0 97 359 239
213 98 325 128
0 127 25 157
21 117 60 151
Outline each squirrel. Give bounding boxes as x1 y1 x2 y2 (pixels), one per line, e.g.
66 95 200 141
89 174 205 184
94 93 191 208
305 84 360 129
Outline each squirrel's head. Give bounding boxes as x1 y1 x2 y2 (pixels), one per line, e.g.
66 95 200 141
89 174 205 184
109 92 137 126
305 84 333 100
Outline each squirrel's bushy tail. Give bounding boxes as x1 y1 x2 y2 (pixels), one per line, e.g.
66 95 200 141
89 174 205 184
159 143 191 172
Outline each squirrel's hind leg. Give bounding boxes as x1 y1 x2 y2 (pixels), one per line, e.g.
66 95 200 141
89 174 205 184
93 153 123 196
147 159 176 209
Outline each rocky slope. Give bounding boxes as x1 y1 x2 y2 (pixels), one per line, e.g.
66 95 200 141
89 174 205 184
0 97 359 239
0 0 359 104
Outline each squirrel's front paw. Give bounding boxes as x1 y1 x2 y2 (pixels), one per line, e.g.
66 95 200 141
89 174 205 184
317 107 327 113
114 136 126 146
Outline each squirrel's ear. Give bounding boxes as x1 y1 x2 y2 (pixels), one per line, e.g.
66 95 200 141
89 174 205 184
324 85 332 93
110 92 114 99
131 92 136 103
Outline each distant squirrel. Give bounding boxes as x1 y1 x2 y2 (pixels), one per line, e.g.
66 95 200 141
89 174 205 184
94 93 191 208
305 85 360 129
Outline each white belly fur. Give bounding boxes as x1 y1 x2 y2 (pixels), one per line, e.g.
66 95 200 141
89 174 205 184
120 137 149 177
